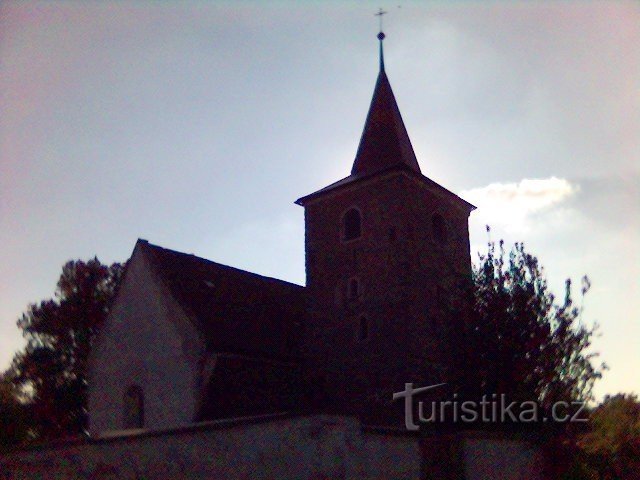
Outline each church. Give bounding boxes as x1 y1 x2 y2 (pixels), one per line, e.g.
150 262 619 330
3 31 549 480
87 30 476 435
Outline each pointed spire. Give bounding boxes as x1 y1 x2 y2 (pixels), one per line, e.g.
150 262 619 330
351 32 421 176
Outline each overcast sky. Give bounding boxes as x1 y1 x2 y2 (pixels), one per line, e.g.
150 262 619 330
1 1 638 400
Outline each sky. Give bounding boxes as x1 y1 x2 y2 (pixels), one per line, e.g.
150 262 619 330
1 1 638 401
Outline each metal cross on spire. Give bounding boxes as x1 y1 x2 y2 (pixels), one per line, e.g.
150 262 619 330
375 8 388 33
374 8 388 72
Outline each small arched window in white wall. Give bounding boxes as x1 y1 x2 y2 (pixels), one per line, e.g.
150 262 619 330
124 385 144 429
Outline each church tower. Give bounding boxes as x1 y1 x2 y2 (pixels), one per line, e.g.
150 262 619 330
296 32 475 421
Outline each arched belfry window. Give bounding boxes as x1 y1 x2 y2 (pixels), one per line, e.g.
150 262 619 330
124 385 144 429
343 208 362 241
432 214 448 245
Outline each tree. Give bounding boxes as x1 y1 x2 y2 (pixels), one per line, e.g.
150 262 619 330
577 393 640 479
465 232 605 406
0 370 30 452
10 258 124 440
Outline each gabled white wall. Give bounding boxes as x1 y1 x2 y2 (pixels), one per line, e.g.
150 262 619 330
87 243 205 435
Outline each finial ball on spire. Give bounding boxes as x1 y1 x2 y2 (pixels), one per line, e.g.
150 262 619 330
377 31 385 41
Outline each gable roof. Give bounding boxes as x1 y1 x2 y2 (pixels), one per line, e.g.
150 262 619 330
295 163 476 212
140 240 306 360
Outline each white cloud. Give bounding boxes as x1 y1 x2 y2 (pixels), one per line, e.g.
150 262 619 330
462 177 578 232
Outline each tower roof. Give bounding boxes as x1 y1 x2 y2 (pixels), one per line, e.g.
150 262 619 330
351 35 421 176
296 32 474 212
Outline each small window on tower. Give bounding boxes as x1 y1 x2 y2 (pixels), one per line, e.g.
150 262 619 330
432 214 448 245
436 285 449 312
388 226 397 242
343 208 362 241
348 277 360 300
358 316 369 341
334 283 343 306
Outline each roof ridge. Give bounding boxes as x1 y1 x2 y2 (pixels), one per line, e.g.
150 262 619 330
140 240 305 289
295 165 476 211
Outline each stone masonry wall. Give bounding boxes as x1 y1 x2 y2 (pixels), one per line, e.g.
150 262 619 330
1 415 545 480
1 415 421 480
87 243 205 435
302 171 473 421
